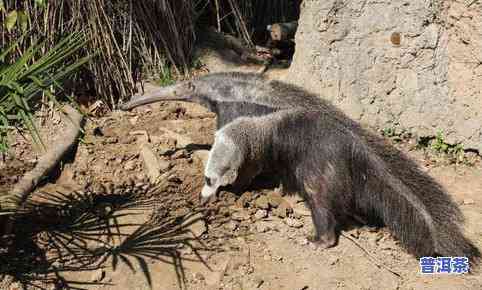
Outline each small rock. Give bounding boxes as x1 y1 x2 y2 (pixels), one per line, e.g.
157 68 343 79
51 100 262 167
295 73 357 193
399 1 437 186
130 130 150 144
129 116 139 125
172 150 188 159
105 137 118 144
194 272 205 281
158 143 173 156
328 255 339 266
256 222 271 233
123 160 137 171
254 209 268 220
236 191 254 208
135 173 147 182
90 269 105 282
463 198 475 205
124 136 137 144
140 144 162 183
232 211 250 221
167 175 182 183
273 201 292 218
9 281 25 290
161 128 194 148
255 196 270 209
284 217 303 228
293 209 311 219
298 237 309 245
225 220 239 231
267 191 284 208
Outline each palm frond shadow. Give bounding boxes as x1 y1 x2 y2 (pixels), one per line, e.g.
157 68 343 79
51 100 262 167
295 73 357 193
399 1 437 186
105 211 213 289
0 186 215 290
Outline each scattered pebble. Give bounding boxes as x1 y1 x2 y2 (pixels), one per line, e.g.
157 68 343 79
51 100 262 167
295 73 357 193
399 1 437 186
104 137 118 144
225 220 239 231
255 196 270 209
256 222 271 233
232 211 250 221
463 198 475 205
90 269 106 282
254 209 268 219
123 160 137 171
284 218 303 228
273 200 293 218
194 272 205 281
140 143 163 183
267 191 284 208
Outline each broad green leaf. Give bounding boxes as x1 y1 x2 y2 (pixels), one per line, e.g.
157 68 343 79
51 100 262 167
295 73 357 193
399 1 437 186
5 10 17 32
0 1 4 12
17 10 28 33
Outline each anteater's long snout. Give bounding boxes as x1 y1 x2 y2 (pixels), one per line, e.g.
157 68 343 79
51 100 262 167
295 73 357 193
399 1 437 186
120 82 195 110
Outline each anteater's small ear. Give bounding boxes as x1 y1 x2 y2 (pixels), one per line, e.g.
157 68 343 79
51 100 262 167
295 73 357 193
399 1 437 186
221 168 238 186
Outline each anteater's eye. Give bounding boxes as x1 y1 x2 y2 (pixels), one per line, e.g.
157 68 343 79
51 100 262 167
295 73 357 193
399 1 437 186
204 176 212 186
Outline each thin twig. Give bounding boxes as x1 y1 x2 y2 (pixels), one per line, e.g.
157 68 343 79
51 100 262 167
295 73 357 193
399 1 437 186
340 232 402 279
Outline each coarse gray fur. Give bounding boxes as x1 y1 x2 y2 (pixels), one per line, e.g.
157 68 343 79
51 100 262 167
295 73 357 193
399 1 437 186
123 72 480 264
202 108 480 265
121 72 327 128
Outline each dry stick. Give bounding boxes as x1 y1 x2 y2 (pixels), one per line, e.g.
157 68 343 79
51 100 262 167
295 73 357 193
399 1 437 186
214 0 221 32
340 232 402 279
3 105 84 233
201 28 267 65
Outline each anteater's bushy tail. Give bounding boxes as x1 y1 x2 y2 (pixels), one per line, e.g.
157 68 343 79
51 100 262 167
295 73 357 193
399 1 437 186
352 141 480 265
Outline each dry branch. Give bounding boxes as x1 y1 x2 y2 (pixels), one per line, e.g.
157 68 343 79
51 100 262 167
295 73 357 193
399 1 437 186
199 28 268 64
6 105 84 210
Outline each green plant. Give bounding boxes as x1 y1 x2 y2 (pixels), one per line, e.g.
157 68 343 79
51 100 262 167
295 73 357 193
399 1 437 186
381 126 410 143
431 131 449 153
0 32 90 153
425 130 467 164
381 127 397 138
157 66 176 87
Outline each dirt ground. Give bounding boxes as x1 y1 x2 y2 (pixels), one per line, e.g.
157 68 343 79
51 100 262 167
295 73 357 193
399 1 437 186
1 52 481 290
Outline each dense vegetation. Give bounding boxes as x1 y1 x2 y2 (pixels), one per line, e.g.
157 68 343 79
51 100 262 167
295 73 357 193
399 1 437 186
0 0 297 153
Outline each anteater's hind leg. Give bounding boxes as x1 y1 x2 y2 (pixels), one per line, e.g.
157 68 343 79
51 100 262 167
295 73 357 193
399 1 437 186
303 176 340 249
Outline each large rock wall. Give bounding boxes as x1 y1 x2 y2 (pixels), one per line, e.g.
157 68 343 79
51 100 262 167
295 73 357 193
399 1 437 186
287 0 482 151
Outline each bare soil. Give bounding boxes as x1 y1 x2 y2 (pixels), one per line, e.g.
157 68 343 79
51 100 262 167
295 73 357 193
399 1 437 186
1 54 481 290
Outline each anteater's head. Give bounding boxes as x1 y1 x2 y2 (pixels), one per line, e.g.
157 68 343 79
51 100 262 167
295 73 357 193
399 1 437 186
201 132 245 202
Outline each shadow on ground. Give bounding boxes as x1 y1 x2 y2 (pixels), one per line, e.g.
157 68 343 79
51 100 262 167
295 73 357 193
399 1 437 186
0 185 219 290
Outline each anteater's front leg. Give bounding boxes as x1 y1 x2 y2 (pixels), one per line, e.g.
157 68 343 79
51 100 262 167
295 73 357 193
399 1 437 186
304 180 338 249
